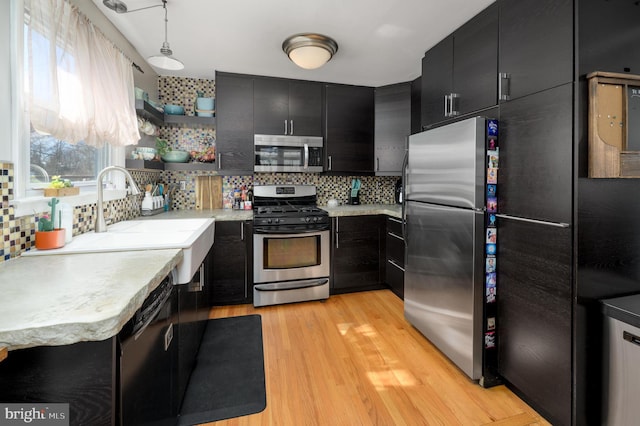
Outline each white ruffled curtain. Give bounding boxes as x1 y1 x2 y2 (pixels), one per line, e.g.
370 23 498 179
25 0 140 147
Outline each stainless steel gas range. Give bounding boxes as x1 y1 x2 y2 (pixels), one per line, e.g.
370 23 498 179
252 185 330 307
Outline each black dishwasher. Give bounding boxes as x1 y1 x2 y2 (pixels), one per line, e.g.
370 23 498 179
119 273 177 426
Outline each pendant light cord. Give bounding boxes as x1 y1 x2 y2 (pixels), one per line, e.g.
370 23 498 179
163 0 168 45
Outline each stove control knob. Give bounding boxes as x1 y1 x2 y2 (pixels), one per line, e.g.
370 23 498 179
267 218 272 224
313 217 318 222
275 218 280 224
305 217 311 223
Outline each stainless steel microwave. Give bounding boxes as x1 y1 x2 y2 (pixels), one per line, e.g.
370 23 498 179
254 134 324 173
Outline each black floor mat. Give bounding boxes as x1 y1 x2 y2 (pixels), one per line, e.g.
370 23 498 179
178 315 266 425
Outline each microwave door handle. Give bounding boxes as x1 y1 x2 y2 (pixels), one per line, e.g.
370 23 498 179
303 143 309 169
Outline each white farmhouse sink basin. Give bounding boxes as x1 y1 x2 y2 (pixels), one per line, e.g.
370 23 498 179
24 218 215 284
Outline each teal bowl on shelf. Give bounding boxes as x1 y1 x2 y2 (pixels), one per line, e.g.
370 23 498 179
164 104 185 115
161 150 190 163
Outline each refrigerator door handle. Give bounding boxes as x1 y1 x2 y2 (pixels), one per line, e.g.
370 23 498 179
495 213 570 228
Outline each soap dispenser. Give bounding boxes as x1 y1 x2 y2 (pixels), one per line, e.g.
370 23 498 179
141 191 153 212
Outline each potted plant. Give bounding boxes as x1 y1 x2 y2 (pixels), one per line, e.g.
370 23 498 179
156 137 171 157
35 197 66 250
44 176 79 197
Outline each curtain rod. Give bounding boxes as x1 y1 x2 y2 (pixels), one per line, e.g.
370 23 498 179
131 62 144 74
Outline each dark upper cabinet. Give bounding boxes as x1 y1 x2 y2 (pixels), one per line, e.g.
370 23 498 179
421 35 453 128
498 83 573 225
579 0 640 75
325 84 375 173
375 82 411 175
253 77 323 137
498 0 573 102
421 3 498 128
214 72 254 173
498 218 572 426
453 3 498 114
410 76 422 135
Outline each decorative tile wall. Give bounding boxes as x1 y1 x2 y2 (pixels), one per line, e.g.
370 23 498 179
156 76 400 209
0 163 153 263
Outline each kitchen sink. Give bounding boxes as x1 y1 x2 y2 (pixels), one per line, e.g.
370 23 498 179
23 218 215 284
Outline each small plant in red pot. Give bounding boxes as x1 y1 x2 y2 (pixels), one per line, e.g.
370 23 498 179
35 197 65 250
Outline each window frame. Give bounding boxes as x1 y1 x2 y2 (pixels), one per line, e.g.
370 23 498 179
10 0 127 215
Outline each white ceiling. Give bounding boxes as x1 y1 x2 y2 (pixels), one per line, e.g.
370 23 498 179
92 0 494 87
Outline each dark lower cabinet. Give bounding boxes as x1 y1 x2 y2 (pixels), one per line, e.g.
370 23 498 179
0 339 116 426
209 220 252 305
385 216 404 299
497 218 572 426
176 260 209 410
331 215 386 293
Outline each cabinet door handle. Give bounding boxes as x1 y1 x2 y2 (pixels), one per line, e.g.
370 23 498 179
499 73 511 101
388 231 404 241
217 152 222 169
284 120 288 135
443 95 449 117
240 221 244 241
450 93 460 116
335 217 339 248
388 259 405 272
376 157 380 171
290 119 294 135
328 155 332 171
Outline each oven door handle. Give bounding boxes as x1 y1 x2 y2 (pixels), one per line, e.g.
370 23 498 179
253 226 329 234
254 278 329 292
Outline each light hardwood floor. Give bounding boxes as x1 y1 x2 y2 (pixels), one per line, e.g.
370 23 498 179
206 289 550 426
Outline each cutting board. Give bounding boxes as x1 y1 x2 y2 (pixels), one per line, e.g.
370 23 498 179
196 175 222 210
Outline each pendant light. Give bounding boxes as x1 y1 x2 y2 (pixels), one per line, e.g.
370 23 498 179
147 0 184 71
282 33 338 70
103 0 162 14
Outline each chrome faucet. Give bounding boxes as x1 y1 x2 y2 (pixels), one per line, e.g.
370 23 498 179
95 166 141 233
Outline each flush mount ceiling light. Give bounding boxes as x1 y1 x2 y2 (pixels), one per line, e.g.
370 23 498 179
146 0 184 71
282 33 338 70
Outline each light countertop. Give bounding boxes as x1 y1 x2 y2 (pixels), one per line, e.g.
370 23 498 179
144 205 401 220
0 205 400 352
0 249 182 351
321 204 402 219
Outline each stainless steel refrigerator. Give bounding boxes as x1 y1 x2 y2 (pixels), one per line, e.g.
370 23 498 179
403 116 497 383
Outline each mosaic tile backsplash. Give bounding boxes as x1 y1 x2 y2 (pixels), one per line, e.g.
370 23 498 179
0 162 148 263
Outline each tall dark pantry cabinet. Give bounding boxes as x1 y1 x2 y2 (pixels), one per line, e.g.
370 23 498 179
420 0 575 423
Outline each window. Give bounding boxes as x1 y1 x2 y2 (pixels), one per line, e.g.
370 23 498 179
29 129 105 187
13 0 139 200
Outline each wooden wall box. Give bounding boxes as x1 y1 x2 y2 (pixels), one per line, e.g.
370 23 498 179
588 71 640 178
43 187 80 197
